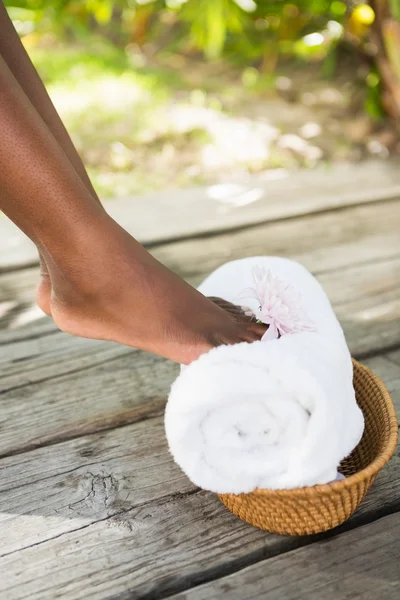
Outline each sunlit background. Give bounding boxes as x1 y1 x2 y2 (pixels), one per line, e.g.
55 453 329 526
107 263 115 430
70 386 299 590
3 0 400 199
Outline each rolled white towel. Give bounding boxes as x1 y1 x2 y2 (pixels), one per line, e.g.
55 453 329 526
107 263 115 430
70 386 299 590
165 257 364 494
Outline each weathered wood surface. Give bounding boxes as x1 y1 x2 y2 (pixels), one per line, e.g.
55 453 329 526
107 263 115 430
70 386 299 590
0 353 398 597
0 332 398 461
1 197 400 341
168 513 400 600
0 413 399 600
0 355 398 556
0 199 399 459
2 159 400 271
0 167 399 600
0 349 176 457
0 261 399 456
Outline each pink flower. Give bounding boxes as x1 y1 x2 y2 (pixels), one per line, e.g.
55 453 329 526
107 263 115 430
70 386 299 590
242 266 315 341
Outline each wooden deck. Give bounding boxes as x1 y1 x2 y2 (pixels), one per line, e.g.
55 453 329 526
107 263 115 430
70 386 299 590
0 160 399 600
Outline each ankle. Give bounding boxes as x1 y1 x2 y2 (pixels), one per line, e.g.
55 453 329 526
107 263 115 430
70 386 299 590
37 202 110 272
42 214 123 292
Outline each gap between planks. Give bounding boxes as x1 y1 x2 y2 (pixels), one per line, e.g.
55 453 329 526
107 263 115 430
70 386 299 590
163 512 400 600
1 196 400 345
1 161 400 599
0 349 398 462
2 251 400 383
0 263 400 454
0 212 399 458
0 340 399 595
2 158 400 273
146 192 400 250
0 409 399 599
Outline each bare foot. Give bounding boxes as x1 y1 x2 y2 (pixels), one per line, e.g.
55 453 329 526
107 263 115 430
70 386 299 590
39 216 266 364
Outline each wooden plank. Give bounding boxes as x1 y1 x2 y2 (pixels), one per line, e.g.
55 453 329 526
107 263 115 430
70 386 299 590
364 355 400 419
0 349 178 457
387 349 400 366
153 197 400 280
0 492 301 600
106 160 400 245
0 213 37 271
167 513 400 600
0 200 398 457
0 408 393 600
0 408 398 599
0 416 193 557
0 265 54 339
2 247 399 388
0 288 398 461
0 319 55 345
0 331 130 387
1 167 398 600
2 159 400 271
1 197 400 345
319 258 400 356
0 267 43 332
0 235 399 456
2 252 399 373
0 353 398 552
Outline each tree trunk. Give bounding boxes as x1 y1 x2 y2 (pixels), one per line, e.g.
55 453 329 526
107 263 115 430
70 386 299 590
369 0 400 120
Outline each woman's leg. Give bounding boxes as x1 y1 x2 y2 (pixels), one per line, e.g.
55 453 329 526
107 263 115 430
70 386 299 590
0 2 102 315
0 56 265 363
0 3 99 200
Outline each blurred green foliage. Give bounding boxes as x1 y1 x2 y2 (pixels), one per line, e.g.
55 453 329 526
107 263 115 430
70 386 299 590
6 1 400 123
4 1 400 197
2 1 369 63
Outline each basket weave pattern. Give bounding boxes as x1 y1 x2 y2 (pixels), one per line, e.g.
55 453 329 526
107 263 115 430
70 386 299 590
218 360 398 536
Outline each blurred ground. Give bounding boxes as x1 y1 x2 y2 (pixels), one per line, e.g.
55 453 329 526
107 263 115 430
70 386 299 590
30 39 398 199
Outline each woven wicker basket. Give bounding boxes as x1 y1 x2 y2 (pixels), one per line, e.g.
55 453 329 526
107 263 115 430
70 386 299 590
218 360 398 536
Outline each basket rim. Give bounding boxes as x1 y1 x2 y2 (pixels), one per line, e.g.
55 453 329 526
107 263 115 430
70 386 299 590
220 359 398 499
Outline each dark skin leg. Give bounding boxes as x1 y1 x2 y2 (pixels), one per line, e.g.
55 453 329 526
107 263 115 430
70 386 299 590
0 2 103 315
0 3 264 343
0 4 257 333
0 25 265 364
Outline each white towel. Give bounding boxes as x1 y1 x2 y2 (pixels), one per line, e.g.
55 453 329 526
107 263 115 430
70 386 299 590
165 257 364 494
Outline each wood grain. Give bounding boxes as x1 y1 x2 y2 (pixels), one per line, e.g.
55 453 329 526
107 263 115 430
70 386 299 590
364 353 400 419
0 416 194 557
0 349 178 456
1 165 400 600
0 258 399 456
167 513 400 600
0 331 130 388
1 198 400 344
0 408 398 599
2 159 400 271
0 201 398 460
0 296 398 460
154 197 400 281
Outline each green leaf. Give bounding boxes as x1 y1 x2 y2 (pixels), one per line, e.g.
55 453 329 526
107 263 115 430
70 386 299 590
364 77 385 121
180 0 246 58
